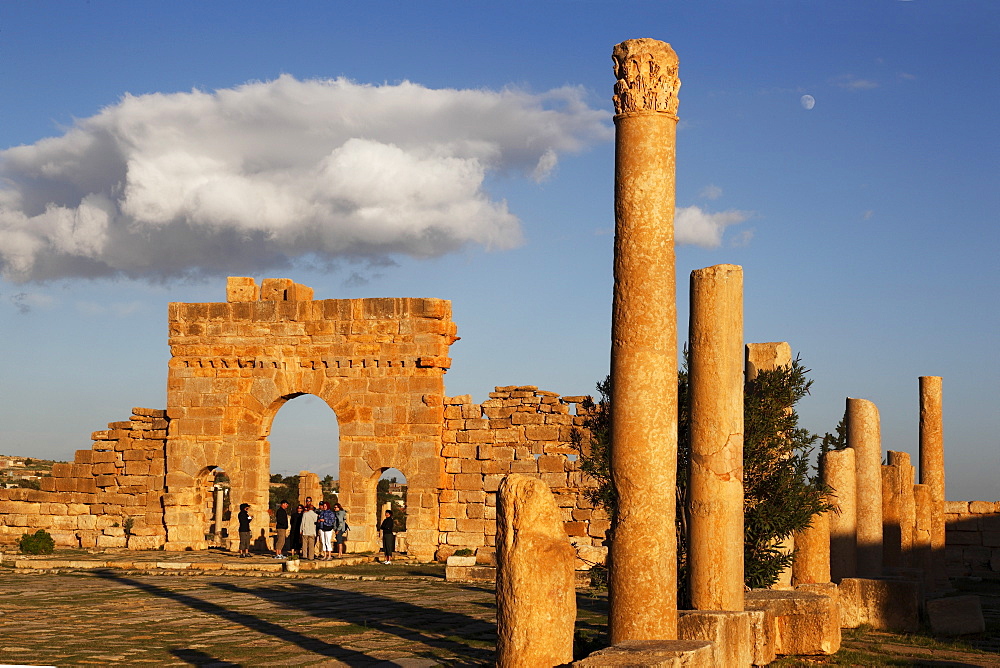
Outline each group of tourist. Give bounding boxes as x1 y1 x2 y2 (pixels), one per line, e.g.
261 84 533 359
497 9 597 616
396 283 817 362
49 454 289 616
235 499 397 563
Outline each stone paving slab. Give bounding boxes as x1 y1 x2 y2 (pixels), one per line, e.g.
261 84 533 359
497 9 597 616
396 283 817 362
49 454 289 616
0 571 501 666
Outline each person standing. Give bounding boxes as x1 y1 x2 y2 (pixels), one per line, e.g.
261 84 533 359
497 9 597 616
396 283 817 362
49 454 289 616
316 501 336 561
300 503 318 560
379 509 395 565
332 503 349 558
237 503 253 558
288 504 304 557
274 500 289 559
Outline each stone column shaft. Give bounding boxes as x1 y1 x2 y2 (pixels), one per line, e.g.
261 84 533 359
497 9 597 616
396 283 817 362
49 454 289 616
213 487 225 535
687 264 744 611
792 509 831 585
822 447 857 582
609 37 681 642
847 398 883 578
882 451 916 570
913 483 934 591
918 376 947 586
496 474 576 667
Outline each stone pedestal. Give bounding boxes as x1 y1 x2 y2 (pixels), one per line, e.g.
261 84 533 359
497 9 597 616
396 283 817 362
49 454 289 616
495 474 576 667
919 376 947 588
687 264 744 612
609 37 681 643
838 577 920 633
744 588 840 657
847 398 883 578
678 610 753 667
821 447 856 582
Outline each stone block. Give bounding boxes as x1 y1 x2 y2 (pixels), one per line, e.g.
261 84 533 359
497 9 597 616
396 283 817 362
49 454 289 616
837 578 919 632
926 595 986 635
745 589 840 656
445 565 496 583
573 640 714 667
945 501 970 514
678 610 753 668
970 501 995 514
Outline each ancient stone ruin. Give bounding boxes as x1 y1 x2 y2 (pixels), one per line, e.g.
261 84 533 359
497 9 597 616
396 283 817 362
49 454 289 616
0 276 607 568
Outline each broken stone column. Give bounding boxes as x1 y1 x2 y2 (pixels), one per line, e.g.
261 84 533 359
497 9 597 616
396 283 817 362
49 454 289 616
847 398 883 578
822 447 857 582
687 264 744 611
882 451 916 570
496 474 576 667
792 508 831 585
298 471 322 506
609 37 681 642
919 376 947 587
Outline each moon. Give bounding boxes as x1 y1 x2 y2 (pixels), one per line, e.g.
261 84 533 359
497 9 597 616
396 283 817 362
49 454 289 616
801 94 816 110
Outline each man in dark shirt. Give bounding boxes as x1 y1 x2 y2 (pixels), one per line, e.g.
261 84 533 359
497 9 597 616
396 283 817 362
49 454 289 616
237 503 253 558
274 500 289 559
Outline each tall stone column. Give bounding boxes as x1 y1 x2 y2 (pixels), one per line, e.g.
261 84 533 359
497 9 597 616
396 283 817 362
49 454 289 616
687 264 744 611
918 376 947 586
609 37 681 642
847 398 883 578
822 447 857 582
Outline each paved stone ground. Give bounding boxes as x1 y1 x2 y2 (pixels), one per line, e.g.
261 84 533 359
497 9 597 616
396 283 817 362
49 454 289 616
0 571 507 666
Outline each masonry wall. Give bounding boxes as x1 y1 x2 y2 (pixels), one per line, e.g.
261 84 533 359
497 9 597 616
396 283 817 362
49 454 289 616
944 500 1000 576
0 408 168 549
436 386 609 567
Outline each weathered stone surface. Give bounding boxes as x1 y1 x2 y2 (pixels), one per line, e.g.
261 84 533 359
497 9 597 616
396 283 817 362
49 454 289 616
678 610 752 667
574 640 713 667
609 37 681 643
687 264 744 612
745 588 840 656
838 577 920 632
496 474 576 668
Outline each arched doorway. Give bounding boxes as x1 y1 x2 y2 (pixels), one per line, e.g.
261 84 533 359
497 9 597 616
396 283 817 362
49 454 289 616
375 468 408 556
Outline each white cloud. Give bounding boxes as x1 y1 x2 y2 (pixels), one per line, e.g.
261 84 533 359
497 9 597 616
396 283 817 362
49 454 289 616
699 185 723 200
675 206 750 248
0 75 610 283
831 74 879 90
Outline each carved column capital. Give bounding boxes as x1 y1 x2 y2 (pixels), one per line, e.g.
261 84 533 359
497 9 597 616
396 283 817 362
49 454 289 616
612 38 680 117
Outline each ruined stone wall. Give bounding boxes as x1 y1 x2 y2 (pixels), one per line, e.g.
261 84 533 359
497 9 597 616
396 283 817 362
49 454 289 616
944 501 1000 576
0 408 167 549
436 386 609 567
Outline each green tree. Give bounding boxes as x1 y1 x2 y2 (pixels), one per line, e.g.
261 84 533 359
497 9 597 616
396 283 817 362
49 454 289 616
576 354 831 593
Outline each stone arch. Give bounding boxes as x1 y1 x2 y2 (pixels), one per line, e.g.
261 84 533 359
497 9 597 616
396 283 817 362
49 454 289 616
162 278 455 561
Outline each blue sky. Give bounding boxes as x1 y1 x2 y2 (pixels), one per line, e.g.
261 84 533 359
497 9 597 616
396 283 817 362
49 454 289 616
1 2 997 499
